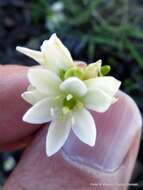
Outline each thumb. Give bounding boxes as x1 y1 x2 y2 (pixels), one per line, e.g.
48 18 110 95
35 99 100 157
4 91 142 190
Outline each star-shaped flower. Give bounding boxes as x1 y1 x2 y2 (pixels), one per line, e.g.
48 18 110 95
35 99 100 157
16 34 121 156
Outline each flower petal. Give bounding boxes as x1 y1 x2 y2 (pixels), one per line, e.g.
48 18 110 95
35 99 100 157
46 115 72 156
28 68 61 95
23 98 57 124
85 59 102 78
22 90 47 105
72 107 96 146
85 76 121 96
16 46 44 64
60 77 87 97
83 88 113 112
41 34 73 73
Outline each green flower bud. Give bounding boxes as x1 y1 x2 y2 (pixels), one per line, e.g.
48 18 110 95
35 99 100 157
100 65 111 76
64 67 84 80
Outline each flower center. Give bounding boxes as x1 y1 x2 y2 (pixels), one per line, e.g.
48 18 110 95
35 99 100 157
63 94 77 110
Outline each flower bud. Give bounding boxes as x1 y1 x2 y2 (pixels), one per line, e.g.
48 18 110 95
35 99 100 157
100 65 111 76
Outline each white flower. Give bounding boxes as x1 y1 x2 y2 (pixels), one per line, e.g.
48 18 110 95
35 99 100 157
16 33 74 74
17 34 121 156
22 68 120 156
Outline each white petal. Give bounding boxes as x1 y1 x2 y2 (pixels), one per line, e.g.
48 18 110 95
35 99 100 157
41 34 73 73
72 107 96 146
84 59 102 78
23 98 57 124
50 34 73 65
83 88 113 112
60 77 87 97
85 76 121 96
16 46 44 64
95 59 102 68
88 59 102 71
28 68 61 95
46 115 72 156
22 90 47 105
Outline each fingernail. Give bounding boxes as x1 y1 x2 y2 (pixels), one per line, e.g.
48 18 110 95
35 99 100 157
63 91 142 172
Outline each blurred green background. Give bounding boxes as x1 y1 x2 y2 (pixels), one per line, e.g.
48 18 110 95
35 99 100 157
0 0 143 189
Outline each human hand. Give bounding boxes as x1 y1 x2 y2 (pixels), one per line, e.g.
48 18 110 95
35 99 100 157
0 65 142 190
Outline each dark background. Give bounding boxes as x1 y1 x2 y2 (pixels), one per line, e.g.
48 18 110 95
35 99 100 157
0 0 143 189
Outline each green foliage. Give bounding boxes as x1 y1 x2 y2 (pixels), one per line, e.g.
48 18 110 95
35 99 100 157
31 1 143 64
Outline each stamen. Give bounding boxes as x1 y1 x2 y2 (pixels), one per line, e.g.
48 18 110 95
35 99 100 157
55 96 62 100
62 107 70 115
66 94 73 101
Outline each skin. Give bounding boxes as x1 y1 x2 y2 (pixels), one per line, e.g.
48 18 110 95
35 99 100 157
0 65 142 190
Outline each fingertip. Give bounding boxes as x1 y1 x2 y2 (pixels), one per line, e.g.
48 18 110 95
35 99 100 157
0 65 41 145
